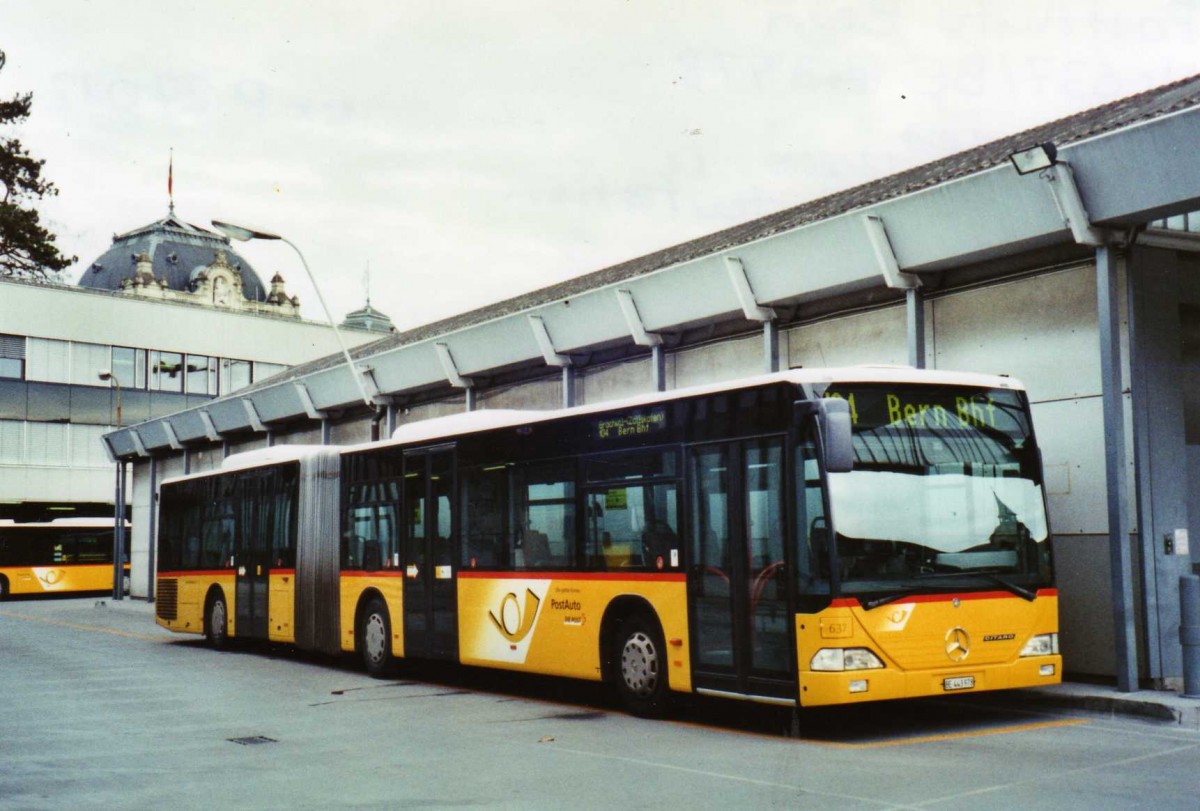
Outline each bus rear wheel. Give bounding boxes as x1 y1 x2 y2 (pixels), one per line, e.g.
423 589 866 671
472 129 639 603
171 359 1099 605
612 612 669 718
205 592 229 650
359 597 392 678
0 576 8 601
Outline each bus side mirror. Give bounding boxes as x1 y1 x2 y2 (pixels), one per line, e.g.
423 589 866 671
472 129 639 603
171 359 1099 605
818 398 854 473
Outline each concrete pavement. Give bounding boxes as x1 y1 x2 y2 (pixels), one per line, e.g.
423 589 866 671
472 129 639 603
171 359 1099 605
90 596 1200 729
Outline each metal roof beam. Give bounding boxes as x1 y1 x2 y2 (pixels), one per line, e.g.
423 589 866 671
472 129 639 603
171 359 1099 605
128 430 149 458
1041 163 1105 246
242 398 267 432
616 289 663 347
863 215 921 290
161 422 184 451
198 410 222 442
435 342 474 389
528 315 572 367
725 256 777 322
294 382 326 420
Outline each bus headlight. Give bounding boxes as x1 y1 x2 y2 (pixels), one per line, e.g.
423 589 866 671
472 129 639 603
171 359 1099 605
1019 633 1059 657
810 648 885 671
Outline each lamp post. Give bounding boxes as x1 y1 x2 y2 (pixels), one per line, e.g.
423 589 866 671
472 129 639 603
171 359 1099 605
98 370 124 600
211 220 375 409
98 370 121 427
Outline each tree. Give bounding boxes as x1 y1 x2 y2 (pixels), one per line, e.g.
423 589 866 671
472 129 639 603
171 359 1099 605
0 49 74 280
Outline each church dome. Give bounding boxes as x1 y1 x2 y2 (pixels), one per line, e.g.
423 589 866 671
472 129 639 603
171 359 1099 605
78 210 268 302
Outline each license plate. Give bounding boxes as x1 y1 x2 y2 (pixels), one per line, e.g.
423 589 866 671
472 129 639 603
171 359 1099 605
943 676 975 691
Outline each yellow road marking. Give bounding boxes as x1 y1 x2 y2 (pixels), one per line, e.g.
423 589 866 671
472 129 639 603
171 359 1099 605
808 717 1088 749
0 609 170 642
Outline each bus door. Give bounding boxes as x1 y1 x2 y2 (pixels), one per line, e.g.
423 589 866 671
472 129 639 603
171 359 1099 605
402 447 458 660
688 437 795 701
235 470 271 640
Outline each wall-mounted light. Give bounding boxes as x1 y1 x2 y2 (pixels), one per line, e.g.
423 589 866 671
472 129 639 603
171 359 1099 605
1009 142 1058 175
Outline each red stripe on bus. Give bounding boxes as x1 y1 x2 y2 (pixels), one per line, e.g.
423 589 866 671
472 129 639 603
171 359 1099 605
155 569 299 577
831 587 1058 608
457 570 686 583
341 570 405 578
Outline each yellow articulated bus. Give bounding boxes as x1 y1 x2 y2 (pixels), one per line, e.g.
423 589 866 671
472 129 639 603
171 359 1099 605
0 518 126 599
155 367 1059 715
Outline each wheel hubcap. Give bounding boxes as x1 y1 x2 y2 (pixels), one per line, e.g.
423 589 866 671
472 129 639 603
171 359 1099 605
364 613 386 663
620 631 659 697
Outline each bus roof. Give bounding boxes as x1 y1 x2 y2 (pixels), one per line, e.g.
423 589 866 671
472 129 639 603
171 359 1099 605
0 517 123 529
180 366 1024 479
383 366 1025 447
158 445 335 489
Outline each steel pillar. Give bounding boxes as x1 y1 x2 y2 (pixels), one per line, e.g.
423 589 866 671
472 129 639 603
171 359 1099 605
764 320 780 374
111 460 124 600
906 288 926 369
146 457 158 603
1098 245 1139 692
562 366 576 408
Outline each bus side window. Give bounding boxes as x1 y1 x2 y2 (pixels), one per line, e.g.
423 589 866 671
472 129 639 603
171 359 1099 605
461 464 507 569
795 430 830 589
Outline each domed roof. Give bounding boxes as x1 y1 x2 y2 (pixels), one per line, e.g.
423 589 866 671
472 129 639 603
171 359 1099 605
78 210 268 301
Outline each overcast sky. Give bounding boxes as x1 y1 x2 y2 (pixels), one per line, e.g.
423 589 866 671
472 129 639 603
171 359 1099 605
4 1 1200 331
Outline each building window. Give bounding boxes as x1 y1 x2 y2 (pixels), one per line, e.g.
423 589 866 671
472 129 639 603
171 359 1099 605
69 341 112 386
111 346 147 389
150 350 185 393
221 359 252 393
25 337 70 383
253 361 287 383
186 355 218 395
0 334 25 380
0 420 24 464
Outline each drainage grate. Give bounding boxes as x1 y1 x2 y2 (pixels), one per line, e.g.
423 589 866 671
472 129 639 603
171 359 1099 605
227 736 278 746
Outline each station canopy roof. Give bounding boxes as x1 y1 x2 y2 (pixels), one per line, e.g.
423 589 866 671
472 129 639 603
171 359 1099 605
104 73 1200 459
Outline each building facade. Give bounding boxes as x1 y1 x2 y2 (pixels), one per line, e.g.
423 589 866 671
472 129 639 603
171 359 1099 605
103 76 1200 690
0 211 383 523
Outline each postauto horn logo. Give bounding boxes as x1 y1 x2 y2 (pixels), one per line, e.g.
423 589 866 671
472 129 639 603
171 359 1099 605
489 588 542 643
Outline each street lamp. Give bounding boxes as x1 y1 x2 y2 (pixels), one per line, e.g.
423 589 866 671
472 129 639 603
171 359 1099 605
211 220 376 409
98 370 121 427
98 369 124 600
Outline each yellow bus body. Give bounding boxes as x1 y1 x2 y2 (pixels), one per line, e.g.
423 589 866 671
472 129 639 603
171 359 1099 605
338 573 404 656
0 564 113 596
157 573 1058 707
798 590 1061 706
457 573 691 691
156 572 235 636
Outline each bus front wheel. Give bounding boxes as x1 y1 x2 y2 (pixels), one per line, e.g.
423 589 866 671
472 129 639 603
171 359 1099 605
359 596 392 678
612 612 669 718
205 592 229 650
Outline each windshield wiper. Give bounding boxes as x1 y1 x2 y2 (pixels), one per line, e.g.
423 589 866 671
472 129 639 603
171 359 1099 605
975 571 1037 601
857 571 1036 610
859 586 944 610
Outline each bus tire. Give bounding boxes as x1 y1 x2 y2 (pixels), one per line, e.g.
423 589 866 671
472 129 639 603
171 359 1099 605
0 575 8 601
612 611 669 718
359 596 392 678
205 591 229 650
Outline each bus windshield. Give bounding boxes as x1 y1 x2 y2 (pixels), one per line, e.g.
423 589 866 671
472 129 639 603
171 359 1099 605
818 383 1052 599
